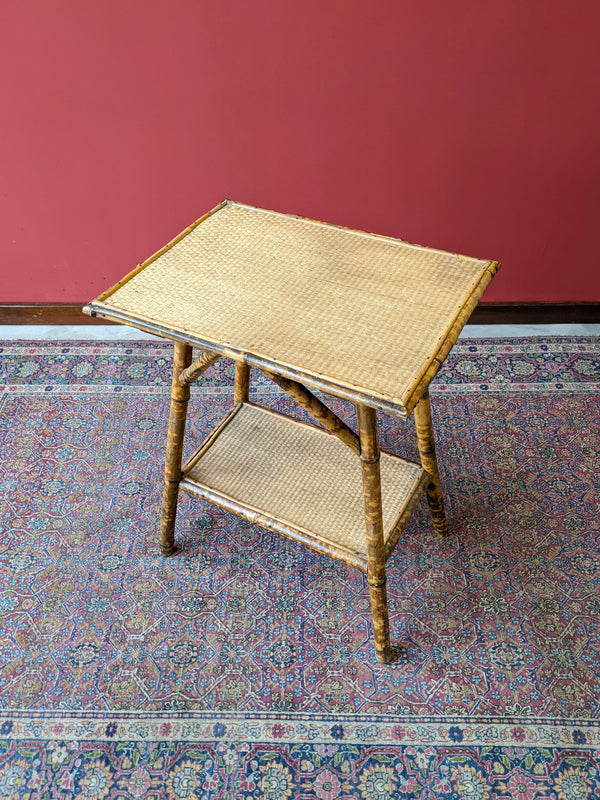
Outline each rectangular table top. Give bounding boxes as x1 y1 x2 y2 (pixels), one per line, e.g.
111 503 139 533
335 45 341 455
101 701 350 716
85 200 498 416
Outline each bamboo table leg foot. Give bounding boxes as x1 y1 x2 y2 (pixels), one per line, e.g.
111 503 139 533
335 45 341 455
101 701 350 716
370 579 397 663
159 341 193 556
376 646 404 664
357 403 396 663
414 388 449 536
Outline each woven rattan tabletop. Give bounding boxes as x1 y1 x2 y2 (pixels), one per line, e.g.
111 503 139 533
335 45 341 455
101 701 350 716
86 201 498 416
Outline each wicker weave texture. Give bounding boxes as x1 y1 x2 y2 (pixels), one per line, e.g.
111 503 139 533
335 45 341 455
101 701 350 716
185 404 423 557
102 202 493 408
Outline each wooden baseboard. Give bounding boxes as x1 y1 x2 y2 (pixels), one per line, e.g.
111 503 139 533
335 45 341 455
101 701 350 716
470 303 599 325
0 305 110 325
0 302 598 326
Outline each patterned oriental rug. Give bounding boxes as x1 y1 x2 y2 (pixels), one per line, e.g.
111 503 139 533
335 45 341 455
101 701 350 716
0 336 599 799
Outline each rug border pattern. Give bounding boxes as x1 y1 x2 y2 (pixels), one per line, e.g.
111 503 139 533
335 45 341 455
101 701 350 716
1 712 600 749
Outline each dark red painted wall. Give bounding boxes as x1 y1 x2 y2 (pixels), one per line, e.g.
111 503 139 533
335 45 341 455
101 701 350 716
1 0 599 303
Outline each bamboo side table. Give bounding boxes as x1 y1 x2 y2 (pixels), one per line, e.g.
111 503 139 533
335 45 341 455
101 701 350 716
85 201 498 663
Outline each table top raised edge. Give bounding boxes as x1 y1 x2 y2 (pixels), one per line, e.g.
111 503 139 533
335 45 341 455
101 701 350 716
83 200 500 417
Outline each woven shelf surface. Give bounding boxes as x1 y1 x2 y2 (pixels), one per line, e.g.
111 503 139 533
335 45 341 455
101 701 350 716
93 202 496 411
183 403 424 561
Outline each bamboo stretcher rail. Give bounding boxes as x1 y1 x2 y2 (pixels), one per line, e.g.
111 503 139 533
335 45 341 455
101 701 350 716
182 403 244 475
179 479 370 572
383 470 432 560
261 368 361 455
179 349 220 385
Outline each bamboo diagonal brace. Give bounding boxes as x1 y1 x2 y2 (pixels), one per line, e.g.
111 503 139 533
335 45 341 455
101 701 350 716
261 369 361 455
178 350 220 385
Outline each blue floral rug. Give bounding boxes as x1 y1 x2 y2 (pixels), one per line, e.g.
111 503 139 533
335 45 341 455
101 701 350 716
0 336 599 798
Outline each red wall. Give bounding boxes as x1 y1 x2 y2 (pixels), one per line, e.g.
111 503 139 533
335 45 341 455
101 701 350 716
1 0 599 303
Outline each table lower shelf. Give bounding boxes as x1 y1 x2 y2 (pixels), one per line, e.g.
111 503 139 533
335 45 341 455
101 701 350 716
180 402 429 571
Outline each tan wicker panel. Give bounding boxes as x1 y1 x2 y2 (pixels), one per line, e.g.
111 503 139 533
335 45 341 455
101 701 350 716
94 202 495 411
184 403 423 558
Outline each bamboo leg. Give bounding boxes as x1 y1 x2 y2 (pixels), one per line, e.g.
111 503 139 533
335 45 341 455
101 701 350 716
414 389 449 536
159 341 193 556
357 403 395 664
234 362 250 403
